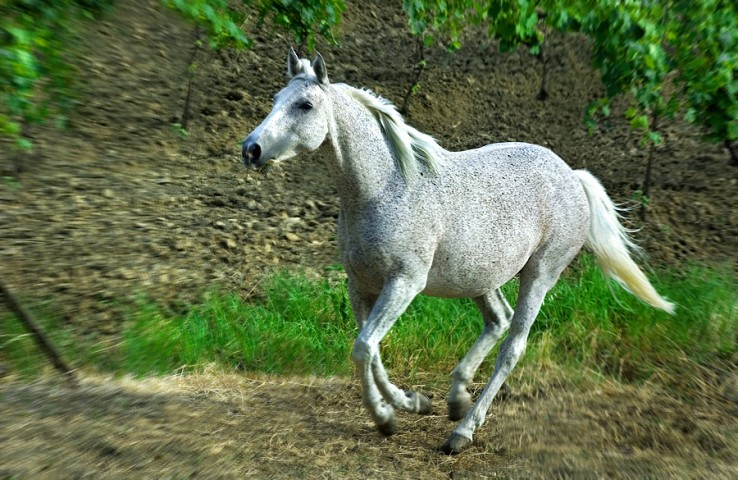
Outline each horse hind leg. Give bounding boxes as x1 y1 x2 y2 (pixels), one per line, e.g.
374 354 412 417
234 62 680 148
442 260 567 454
448 288 513 421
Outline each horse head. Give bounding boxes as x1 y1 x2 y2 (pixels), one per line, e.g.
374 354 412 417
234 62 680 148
242 49 331 168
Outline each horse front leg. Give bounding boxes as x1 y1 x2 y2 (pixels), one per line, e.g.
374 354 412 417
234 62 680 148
351 276 431 436
348 277 376 333
347 279 393 432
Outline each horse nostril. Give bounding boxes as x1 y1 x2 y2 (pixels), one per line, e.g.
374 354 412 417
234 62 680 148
242 142 262 165
248 143 261 162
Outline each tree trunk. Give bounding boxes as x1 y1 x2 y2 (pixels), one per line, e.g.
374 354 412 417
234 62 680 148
726 139 738 166
400 37 425 116
181 26 202 130
0 278 78 386
536 41 549 101
640 115 659 221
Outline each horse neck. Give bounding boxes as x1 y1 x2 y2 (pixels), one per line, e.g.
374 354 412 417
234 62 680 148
323 87 404 208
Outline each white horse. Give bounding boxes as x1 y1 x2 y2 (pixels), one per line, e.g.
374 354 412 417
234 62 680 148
241 50 674 454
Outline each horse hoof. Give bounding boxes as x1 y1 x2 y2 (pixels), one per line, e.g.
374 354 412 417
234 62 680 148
406 391 432 415
447 397 473 421
439 433 473 455
377 417 397 437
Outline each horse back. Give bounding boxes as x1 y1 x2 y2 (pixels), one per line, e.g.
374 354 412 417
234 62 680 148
422 142 589 296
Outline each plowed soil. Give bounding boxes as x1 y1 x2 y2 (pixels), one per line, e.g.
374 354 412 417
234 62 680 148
0 0 736 478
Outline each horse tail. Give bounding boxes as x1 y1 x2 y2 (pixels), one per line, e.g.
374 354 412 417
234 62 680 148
574 170 675 314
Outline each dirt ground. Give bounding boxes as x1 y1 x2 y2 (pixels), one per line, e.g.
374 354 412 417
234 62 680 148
1 371 736 479
0 0 737 478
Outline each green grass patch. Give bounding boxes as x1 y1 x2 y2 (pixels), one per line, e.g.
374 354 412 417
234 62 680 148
528 257 737 382
2 256 736 385
118 275 356 376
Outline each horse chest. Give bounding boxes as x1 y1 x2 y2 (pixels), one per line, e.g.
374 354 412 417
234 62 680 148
338 211 437 292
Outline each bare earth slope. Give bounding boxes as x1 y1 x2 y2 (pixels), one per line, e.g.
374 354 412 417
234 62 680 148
0 0 735 328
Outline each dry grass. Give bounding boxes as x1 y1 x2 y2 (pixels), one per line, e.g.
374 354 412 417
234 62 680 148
1 368 736 479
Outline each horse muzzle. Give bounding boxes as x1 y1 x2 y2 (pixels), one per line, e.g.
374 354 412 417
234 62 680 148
241 139 265 168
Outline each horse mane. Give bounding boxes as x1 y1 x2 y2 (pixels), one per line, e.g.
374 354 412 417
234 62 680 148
338 85 445 180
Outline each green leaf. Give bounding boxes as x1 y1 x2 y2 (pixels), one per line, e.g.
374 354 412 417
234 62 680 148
727 121 738 141
630 115 649 130
0 118 21 135
17 138 33 152
524 12 538 33
684 108 696 123
647 130 663 145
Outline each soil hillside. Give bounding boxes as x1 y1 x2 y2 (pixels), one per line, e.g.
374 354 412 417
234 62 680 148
0 0 736 331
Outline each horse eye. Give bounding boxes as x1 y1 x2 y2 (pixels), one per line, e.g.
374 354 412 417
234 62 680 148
297 101 313 111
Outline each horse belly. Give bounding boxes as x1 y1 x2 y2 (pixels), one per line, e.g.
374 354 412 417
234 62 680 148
423 236 534 298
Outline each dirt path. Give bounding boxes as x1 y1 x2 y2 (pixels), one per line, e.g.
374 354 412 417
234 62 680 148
1 372 736 479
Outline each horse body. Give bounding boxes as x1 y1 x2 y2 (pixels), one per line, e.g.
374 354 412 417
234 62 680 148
242 50 674 454
338 141 589 300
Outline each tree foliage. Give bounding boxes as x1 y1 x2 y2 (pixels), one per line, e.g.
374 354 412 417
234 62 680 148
401 1 575 103
403 0 481 49
0 0 112 152
403 0 738 166
402 1 581 57
2 0 734 168
669 0 738 164
255 0 345 54
574 0 736 162
165 0 347 53
163 0 250 49
0 0 347 153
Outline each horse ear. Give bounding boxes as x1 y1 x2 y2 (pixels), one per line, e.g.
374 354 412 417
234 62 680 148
313 53 329 84
287 48 303 78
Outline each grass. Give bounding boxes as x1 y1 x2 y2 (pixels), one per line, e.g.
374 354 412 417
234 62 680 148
1 256 736 386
